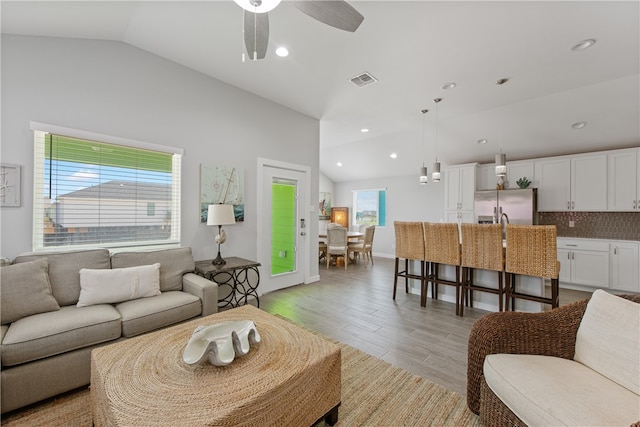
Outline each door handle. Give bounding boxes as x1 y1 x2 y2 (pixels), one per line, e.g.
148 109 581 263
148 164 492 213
567 201 571 210
300 232 306 236
567 252 570 260
571 201 575 210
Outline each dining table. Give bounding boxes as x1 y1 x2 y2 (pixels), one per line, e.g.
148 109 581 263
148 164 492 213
318 231 363 240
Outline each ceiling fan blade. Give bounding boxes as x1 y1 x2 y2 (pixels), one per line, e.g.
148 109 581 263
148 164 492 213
244 10 269 60
291 0 364 32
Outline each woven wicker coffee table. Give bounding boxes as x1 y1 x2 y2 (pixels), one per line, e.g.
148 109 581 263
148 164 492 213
90 305 341 426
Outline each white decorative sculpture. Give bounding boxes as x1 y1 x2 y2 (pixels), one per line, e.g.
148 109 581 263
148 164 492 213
182 320 261 366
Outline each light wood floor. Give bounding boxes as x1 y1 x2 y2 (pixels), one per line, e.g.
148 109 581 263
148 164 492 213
259 256 591 396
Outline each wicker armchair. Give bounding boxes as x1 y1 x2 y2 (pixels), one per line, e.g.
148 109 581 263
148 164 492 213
467 294 640 426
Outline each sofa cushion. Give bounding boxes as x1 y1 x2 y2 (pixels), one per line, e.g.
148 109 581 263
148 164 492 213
14 249 111 307
0 259 60 324
77 263 161 307
1 305 121 367
115 291 201 338
574 289 640 395
484 354 640 426
110 248 194 292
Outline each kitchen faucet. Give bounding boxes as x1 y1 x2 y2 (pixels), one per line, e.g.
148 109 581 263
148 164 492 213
500 212 510 238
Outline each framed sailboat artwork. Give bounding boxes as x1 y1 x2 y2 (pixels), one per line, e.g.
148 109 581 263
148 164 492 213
200 164 245 222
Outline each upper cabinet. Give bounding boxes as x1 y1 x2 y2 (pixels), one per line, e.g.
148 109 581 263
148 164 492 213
534 154 607 211
607 148 640 211
506 161 535 190
571 154 608 211
534 157 571 211
476 160 535 191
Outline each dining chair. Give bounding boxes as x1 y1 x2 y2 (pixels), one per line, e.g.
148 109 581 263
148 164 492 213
459 223 505 316
505 224 560 311
348 225 375 265
318 241 327 262
326 225 349 270
424 222 462 315
393 222 426 302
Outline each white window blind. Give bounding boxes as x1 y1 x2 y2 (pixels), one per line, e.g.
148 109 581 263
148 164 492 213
32 123 182 251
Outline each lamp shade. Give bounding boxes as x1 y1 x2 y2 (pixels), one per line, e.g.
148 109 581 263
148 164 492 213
207 204 236 226
432 162 441 182
495 153 507 177
419 166 428 185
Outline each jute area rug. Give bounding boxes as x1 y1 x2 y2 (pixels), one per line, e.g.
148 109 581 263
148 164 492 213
2 337 480 426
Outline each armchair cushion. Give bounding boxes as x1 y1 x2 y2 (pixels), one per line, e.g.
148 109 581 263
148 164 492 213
574 289 640 395
484 353 640 427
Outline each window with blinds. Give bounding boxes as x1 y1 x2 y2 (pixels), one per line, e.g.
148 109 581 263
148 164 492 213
32 124 182 251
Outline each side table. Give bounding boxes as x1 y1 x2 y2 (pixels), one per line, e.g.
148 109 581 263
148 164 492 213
195 257 261 309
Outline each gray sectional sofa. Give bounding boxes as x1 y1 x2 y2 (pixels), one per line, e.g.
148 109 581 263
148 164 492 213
0 247 218 413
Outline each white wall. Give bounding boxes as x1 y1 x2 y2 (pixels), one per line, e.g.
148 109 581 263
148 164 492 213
0 35 320 280
334 174 446 258
318 171 334 234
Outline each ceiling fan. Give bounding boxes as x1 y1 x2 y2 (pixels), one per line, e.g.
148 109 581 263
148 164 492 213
233 0 364 60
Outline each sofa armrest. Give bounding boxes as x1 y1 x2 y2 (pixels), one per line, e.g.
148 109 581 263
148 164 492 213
466 298 589 414
182 273 218 316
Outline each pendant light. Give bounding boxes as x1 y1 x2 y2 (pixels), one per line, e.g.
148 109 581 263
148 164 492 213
419 109 429 184
495 78 508 177
432 98 442 182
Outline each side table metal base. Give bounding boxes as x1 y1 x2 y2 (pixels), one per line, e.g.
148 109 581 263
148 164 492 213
195 257 261 309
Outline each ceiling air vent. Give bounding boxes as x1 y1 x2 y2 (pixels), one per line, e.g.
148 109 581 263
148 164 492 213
349 72 378 88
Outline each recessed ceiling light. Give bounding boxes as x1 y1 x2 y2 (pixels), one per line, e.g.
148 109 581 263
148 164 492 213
390 153 397 159
275 47 289 57
442 82 457 90
477 138 488 144
361 128 369 133
572 121 587 129
337 162 343 167
571 39 596 51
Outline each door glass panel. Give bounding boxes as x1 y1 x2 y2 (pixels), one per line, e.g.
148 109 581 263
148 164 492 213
271 178 296 275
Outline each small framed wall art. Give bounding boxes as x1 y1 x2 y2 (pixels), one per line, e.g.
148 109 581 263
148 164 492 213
0 163 21 207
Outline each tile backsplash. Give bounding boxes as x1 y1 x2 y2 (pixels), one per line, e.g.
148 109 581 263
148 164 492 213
538 212 640 241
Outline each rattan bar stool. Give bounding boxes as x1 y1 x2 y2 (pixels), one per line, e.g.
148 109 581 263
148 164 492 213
505 224 560 311
424 222 462 315
393 221 426 302
460 223 506 316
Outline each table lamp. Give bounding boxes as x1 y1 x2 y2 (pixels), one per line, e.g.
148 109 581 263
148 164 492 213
207 204 236 265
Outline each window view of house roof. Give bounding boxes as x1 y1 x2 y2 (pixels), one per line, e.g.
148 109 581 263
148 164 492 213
57 181 170 201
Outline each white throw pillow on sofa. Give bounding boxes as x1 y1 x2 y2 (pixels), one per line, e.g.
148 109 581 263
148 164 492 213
77 263 161 307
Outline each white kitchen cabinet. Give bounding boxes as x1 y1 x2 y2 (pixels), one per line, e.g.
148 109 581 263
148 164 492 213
557 238 610 288
535 154 607 211
535 157 571 211
610 241 640 292
476 161 535 191
476 164 496 191
445 163 477 225
506 161 535 189
571 154 607 211
608 148 640 211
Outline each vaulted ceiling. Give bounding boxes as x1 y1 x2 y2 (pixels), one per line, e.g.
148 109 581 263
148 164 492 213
3 1 639 182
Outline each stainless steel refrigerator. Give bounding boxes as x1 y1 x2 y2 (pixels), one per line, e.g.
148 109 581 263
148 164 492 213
474 188 537 225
